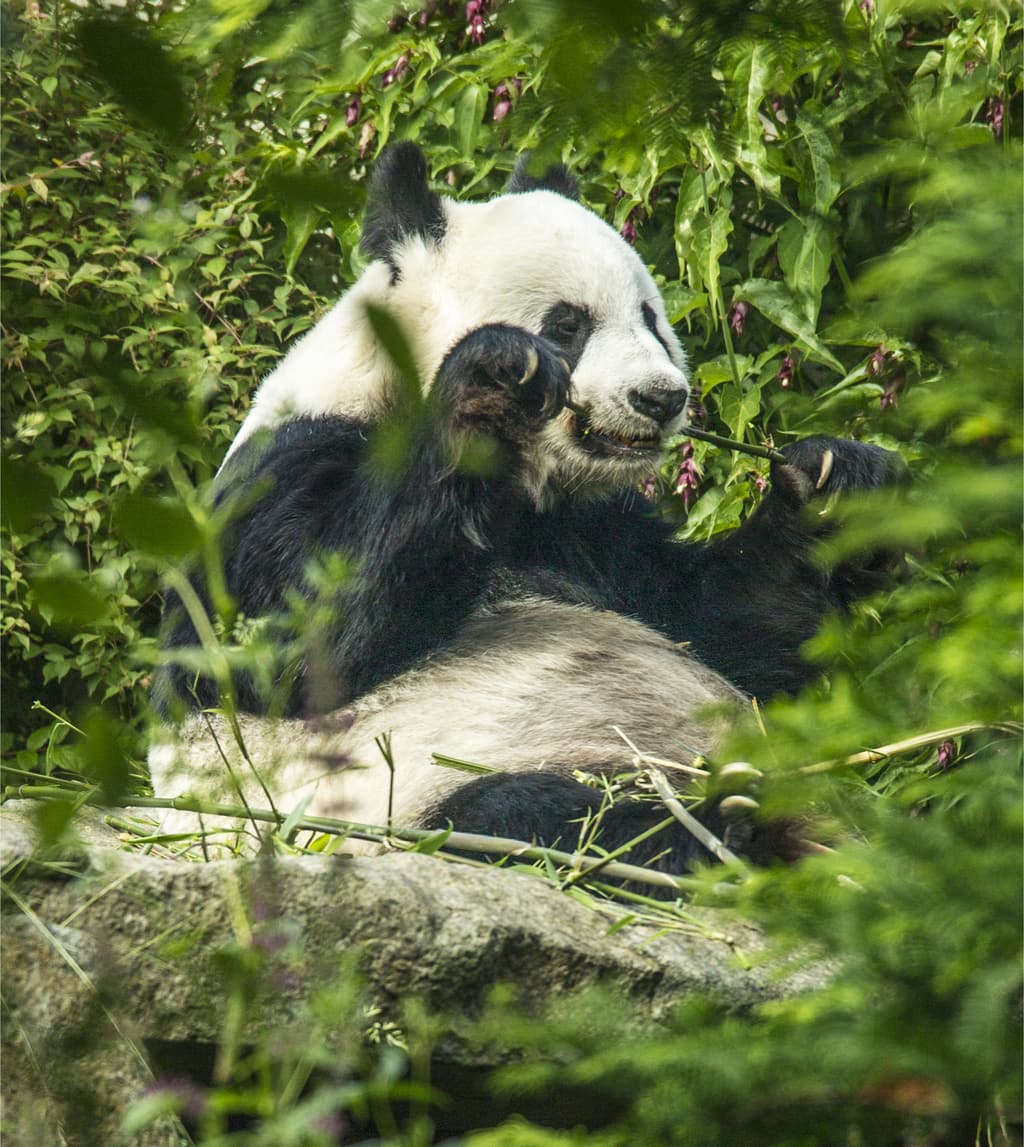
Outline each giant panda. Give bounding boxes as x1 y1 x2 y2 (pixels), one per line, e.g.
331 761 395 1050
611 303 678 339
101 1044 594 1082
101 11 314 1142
149 142 899 874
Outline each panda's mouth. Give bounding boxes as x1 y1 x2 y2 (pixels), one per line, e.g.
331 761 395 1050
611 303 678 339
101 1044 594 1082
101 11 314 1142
567 407 662 457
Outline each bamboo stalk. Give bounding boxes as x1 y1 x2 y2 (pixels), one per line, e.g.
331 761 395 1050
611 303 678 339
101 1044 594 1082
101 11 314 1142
796 721 1021 776
3 787 706 895
680 424 786 463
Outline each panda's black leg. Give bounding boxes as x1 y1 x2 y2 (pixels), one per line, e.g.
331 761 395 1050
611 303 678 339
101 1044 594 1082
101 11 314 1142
418 772 800 894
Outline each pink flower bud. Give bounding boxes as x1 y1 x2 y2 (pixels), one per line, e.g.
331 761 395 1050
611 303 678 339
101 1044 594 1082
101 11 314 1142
674 442 701 509
880 372 905 411
729 301 748 337
868 344 887 376
986 96 1004 139
493 97 512 122
777 354 795 388
345 97 361 128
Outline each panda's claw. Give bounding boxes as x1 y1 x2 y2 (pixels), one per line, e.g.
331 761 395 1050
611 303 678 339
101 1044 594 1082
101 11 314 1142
815 448 835 490
518 344 540 388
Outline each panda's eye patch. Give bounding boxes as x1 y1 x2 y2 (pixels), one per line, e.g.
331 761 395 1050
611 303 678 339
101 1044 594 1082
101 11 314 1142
642 301 670 353
541 302 593 369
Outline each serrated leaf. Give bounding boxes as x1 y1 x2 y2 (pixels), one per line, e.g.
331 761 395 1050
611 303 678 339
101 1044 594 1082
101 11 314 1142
733 278 844 373
455 83 486 158
777 216 836 324
796 111 840 216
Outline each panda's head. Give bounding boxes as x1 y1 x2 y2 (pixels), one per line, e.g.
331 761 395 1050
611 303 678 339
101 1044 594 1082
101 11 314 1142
361 144 690 498
235 144 690 497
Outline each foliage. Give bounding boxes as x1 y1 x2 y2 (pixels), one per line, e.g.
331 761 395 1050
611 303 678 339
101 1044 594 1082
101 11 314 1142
1 0 1021 1144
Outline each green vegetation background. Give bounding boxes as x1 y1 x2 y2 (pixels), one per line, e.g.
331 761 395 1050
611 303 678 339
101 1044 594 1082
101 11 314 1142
1 1 1021 1144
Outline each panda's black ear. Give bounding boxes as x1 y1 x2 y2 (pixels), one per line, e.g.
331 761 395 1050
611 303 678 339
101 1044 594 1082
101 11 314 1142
506 154 579 200
360 142 447 267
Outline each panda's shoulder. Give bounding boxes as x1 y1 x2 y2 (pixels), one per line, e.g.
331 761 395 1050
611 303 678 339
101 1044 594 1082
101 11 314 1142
219 414 369 490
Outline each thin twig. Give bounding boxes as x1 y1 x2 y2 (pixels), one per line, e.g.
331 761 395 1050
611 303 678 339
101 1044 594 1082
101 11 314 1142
611 725 709 778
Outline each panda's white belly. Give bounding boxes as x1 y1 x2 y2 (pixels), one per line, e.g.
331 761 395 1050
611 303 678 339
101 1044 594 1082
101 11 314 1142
147 599 743 853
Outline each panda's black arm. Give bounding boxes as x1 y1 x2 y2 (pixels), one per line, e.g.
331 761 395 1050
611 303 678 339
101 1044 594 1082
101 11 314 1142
153 414 526 716
155 324 570 717
527 437 902 700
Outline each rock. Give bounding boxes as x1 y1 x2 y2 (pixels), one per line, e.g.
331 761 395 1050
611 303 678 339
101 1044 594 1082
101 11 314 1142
0 802 828 1142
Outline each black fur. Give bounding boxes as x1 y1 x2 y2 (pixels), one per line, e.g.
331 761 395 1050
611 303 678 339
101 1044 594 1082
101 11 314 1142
359 141 447 269
420 773 808 883
507 154 580 199
156 320 901 719
155 143 904 877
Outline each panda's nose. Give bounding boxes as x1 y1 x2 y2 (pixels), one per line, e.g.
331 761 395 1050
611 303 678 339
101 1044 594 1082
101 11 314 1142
628 385 690 425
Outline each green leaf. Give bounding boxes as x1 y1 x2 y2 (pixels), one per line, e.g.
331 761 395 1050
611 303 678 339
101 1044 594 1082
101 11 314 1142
30 574 109 624
114 493 201 557
733 278 844 373
408 826 454 855
431 752 498 776
1 454 55 531
76 16 189 144
456 83 486 158
776 216 836 324
76 708 134 804
281 201 320 277
796 110 840 216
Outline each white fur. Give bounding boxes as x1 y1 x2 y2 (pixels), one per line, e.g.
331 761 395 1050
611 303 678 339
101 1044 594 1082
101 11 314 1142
225 189 688 501
153 178 708 850
149 600 742 855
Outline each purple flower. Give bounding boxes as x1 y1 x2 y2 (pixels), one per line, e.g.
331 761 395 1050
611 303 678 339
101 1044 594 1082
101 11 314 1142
674 442 701 510
493 82 512 122
859 0 875 16
620 218 638 245
466 0 485 43
358 121 377 159
777 354 795 389
867 344 887 376
382 53 409 88
936 741 956 771
345 96 361 128
986 96 1004 139
729 301 749 338
752 472 768 495
640 475 657 501
880 371 905 412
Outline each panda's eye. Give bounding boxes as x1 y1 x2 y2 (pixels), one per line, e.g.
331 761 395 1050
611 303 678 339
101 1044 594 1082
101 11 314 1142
541 303 592 364
642 301 670 352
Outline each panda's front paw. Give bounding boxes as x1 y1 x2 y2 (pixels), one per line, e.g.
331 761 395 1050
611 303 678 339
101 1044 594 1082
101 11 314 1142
771 436 906 509
437 324 571 441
